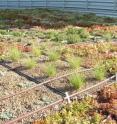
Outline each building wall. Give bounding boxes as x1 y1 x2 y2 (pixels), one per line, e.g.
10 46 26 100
0 0 117 17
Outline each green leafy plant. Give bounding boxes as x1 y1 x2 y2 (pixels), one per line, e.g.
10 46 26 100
66 34 81 44
46 26 90 44
65 26 79 34
44 99 93 124
24 58 37 69
65 26 90 43
43 64 57 77
9 48 22 61
67 56 81 68
94 66 106 80
103 58 117 74
90 113 102 124
0 29 8 35
78 28 90 40
69 74 85 89
10 31 23 37
46 30 65 42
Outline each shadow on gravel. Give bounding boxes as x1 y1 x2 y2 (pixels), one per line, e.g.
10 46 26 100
0 61 65 97
0 62 40 83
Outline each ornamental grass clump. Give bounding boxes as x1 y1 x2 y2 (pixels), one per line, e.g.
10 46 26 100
94 66 106 80
69 74 85 89
24 58 37 69
67 56 81 69
9 48 22 61
66 34 81 44
43 64 57 77
65 26 90 44
65 27 81 44
32 47 41 57
48 51 60 61
65 26 80 35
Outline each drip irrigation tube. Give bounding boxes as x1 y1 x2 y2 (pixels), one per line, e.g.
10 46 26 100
0 67 93 101
4 75 116 124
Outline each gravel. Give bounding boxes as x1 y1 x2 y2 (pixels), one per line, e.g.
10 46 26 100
0 65 62 123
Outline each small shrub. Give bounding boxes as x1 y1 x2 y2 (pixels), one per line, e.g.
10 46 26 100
48 51 60 61
24 58 37 69
65 26 90 43
65 26 80 35
94 66 106 80
82 13 97 21
67 56 81 68
69 74 85 89
97 42 111 53
78 28 90 40
9 48 21 61
43 64 57 77
90 113 102 124
10 31 23 37
60 47 73 60
103 32 112 41
66 34 81 44
103 58 117 74
37 32 46 39
45 27 90 44
52 32 66 42
46 30 65 42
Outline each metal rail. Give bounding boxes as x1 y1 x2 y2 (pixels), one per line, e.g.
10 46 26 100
4 75 116 124
0 67 93 101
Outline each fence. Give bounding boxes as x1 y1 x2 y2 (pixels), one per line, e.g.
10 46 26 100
0 0 117 17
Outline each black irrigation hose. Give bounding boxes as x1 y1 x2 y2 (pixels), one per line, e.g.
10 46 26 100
0 62 93 101
0 62 66 98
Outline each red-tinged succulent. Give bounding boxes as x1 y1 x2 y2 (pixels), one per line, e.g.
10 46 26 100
0 42 11 55
17 44 32 52
33 120 45 124
95 85 117 116
0 45 4 55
